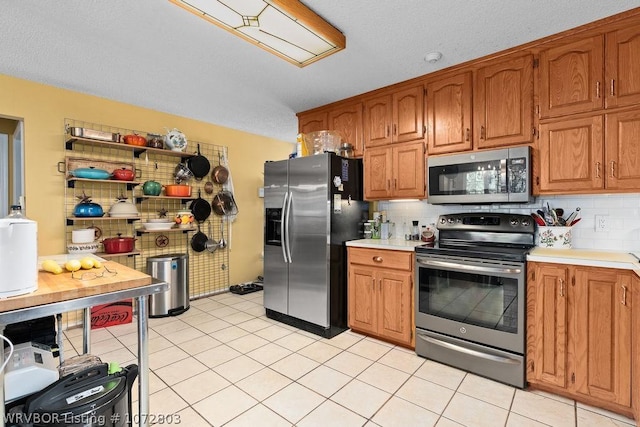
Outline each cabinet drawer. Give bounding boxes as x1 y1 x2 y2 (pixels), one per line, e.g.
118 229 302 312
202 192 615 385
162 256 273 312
348 247 413 271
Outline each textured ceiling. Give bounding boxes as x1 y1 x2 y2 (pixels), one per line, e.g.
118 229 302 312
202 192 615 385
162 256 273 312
2 1 640 142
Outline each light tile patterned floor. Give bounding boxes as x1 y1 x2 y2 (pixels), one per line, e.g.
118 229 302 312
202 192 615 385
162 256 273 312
62 292 637 427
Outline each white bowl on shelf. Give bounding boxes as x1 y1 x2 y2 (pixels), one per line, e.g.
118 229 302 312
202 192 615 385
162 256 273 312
71 229 95 244
67 242 100 254
142 222 175 231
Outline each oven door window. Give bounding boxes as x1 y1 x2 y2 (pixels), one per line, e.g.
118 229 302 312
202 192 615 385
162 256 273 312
418 268 518 333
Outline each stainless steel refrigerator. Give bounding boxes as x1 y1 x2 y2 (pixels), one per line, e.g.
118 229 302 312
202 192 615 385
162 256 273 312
264 153 368 338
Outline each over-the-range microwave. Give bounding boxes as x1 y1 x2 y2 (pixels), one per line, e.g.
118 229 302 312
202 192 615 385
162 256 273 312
427 146 533 204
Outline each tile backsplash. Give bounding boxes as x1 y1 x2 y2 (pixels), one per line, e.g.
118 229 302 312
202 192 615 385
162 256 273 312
378 194 640 252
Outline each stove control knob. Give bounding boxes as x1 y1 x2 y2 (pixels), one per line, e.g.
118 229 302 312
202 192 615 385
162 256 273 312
456 218 462 223
440 218 447 224
521 218 531 227
510 218 519 226
448 218 455 224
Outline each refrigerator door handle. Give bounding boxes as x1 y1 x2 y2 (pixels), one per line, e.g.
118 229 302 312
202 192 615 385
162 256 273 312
285 191 293 263
280 192 289 263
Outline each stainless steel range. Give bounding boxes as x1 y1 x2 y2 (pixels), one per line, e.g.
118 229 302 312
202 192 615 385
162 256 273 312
414 213 535 388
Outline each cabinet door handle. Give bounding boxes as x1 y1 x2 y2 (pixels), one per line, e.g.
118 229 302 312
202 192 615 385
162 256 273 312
379 278 382 291
386 179 391 190
595 162 601 179
394 178 397 189
559 278 565 297
386 125 390 138
621 285 627 306
373 256 383 263
610 79 615 96
596 81 601 98
480 126 486 140
393 124 397 136
610 161 615 178
465 128 470 141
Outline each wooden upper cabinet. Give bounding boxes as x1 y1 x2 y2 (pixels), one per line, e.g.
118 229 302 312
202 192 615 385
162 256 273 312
328 102 364 157
606 25 640 109
474 55 534 148
573 267 632 407
425 71 473 154
605 109 640 190
364 141 425 200
298 111 328 134
539 36 604 118
393 85 425 144
539 115 604 192
364 84 424 148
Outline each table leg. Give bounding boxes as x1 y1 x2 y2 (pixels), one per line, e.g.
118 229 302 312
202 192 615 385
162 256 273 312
83 308 91 354
137 295 149 427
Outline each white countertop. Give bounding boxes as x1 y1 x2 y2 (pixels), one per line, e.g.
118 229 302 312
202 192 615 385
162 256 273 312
346 239 424 252
528 247 640 276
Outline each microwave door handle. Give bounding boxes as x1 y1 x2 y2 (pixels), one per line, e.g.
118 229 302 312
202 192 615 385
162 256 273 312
285 192 293 263
280 192 289 263
416 258 521 275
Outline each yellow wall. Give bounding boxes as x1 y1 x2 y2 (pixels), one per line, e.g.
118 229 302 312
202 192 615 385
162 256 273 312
0 73 293 285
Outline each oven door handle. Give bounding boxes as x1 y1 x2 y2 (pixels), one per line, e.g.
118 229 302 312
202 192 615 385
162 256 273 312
416 258 521 275
419 335 521 365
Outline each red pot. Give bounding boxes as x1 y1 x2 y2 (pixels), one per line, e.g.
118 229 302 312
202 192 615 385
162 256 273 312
123 134 147 146
112 168 135 181
102 234 136 254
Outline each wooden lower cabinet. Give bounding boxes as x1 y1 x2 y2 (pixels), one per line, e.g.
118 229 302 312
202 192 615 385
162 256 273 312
633 275 640 421
348 247 414 347
527 262 635 417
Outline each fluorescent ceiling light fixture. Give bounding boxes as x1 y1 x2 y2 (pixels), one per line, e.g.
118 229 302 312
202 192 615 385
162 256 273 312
169 0 346 67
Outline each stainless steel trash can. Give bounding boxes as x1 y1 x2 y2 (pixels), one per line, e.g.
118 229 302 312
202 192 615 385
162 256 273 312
147 253 189 317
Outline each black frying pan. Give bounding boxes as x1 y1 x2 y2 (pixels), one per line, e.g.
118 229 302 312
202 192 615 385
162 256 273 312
190 223 208 252
187 144 211 180
190 190 211 222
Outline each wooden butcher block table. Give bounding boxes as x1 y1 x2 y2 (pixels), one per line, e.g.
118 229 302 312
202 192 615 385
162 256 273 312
0 259 168 427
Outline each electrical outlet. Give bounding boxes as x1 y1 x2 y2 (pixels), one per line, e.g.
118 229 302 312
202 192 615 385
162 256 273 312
595 215 610 232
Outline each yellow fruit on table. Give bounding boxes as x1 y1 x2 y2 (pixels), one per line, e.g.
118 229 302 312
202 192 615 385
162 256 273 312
65 259 82 272
181 215 191 224
93 260 103 269
80 257 95 270
42 260 63 274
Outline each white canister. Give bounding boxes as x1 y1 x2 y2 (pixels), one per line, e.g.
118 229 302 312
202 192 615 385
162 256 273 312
536 226 572 249
0 218 38 297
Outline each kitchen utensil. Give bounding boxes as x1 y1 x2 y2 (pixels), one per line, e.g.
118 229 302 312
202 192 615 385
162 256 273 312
204 181 214 194
122 134 146 146
549 209 558 225
212 190 237 216
67 242 100 254
554 208 564 217
164 128 187 152
338 142 354 158
218 220 227 249
205 222 218 253
187 144 210 180
72 229 96 244
190 190 211 223
73 193 104 217
66 126 119 142
142 180 162 196
102 234 136 254
211 153 229 184
146 133 164 149
530 212 546 226
190 224 208 252
111 168 135 181
174 162 194 183
69 167 111 180
164 183 192 197
565 207 581 225
570 217 582 226
108 197 139 217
